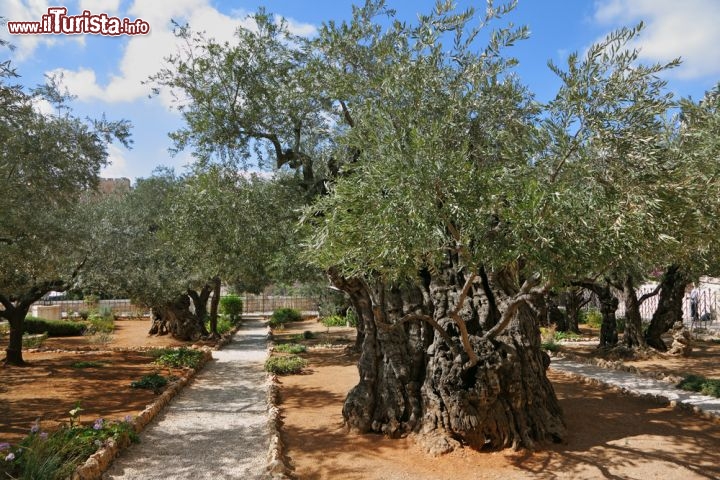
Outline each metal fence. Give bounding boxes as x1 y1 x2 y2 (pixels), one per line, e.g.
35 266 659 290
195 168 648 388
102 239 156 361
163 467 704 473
31 295 319 318
587 285 718 323
239 295 318 314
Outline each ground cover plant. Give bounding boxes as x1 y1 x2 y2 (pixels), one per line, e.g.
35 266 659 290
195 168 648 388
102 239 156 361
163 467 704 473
264 355 306 375
0 416 137 480
150 347 205 369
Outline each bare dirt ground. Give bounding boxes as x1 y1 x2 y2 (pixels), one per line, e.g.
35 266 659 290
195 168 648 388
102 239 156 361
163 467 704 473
275 320 720 480
0 318 192 444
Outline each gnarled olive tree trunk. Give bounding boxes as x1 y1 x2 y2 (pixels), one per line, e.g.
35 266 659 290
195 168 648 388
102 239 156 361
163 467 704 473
645 265 687 351
149 294 205 341
331 265 566 451
622 276 647 348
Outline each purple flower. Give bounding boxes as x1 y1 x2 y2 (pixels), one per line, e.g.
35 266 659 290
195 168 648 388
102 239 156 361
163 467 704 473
0 443 10 451
4 453 15 462
93 418 104 430
30 423 39 434
39 432 48 440
124 415 133 423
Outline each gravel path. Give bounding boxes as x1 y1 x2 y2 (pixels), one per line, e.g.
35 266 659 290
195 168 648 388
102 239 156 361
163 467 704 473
551 357 720 416
103 319 270 480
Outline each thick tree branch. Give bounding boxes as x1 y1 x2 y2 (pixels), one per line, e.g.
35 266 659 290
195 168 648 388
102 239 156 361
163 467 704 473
638 283 662 305
340 100 355 128
481 273 544 343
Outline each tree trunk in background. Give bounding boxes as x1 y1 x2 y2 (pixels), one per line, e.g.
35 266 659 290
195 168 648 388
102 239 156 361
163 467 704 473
330 270 431 438
188 285 211 336
149 294 204 341
3 306 29 366
645 265 687 351
564 288 585 334
547 295 567 332
622 276 647 348
583 282 619 348
332 265 566 452
209 276 221 337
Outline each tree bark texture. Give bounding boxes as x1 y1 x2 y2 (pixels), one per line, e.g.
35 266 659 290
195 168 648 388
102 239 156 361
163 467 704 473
622 276 647 348
3 306 29 366
209 276 221 336
563 288 586 334
331 265 566 451
645 265 687 351
149 294 205 341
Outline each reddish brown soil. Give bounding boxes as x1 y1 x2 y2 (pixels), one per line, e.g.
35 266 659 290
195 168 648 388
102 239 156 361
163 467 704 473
276 320 720 479
0 318 192 444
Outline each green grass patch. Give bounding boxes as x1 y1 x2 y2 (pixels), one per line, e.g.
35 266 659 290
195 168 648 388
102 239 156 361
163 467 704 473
274 343 307 354
150 347 204 369
264 355 306 375
554 331 581 341
321 315 349 327
677 374 720 398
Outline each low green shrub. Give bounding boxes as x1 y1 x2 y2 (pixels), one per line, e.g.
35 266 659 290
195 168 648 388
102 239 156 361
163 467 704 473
0 417 137 480
269 308 302 328
275 343 307 354
584 309 603 328
24 317 86 337
541 340 560 352
130 373 169 393
677 374 720 398
220 295 243 323
205 316 234 335
151 347 204 369
22 333 48 348
264 355 306 375
86 314 114 334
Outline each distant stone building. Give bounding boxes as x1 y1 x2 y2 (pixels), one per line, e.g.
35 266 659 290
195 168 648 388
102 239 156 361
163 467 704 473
98 177 131 195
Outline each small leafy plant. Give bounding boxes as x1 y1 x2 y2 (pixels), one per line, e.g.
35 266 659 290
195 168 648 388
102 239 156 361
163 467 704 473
677 374 720 398
151 347 204 369
269 308 302 328
0 415 137 480
219 295 243 323
130 373 169 393
264 355 306 375
321 315 349 327
22 333 48 348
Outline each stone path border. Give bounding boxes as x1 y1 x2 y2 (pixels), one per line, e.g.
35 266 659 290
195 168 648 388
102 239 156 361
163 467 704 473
550 356 720 421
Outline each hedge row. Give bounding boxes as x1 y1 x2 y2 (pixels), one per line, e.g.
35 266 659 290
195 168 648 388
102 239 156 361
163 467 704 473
23 317 86 337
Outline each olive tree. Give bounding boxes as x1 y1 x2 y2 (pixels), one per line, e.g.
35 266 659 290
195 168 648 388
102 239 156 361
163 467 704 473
0 70 130 365
150 0 712 451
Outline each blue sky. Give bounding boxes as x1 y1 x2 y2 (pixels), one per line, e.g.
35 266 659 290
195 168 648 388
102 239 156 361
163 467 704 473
3 0 720 181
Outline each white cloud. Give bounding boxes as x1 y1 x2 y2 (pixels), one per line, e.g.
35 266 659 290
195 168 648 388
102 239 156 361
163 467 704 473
49 0 317 106
78 0 121 15
593 0 720 79
30 96 55 116
3 0 56 59
101 143 130 178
